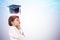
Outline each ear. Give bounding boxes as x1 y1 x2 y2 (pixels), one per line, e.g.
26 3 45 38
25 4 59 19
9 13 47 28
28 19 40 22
11 21 14 25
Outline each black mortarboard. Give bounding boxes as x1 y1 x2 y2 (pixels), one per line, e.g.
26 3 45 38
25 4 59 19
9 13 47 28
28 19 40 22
8 4 21 13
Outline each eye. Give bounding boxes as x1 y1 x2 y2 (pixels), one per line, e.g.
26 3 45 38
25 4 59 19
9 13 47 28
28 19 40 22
17 19 19 21
17 19 20 22
16 19 19 21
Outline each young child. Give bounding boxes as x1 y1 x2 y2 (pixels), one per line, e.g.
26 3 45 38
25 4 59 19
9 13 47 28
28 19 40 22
8 15 24 40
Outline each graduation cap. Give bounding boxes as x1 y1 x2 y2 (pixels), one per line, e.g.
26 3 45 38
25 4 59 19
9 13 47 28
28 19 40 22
8 4 21 13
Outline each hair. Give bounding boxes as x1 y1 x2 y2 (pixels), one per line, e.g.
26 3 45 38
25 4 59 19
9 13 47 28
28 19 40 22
8 15 19 26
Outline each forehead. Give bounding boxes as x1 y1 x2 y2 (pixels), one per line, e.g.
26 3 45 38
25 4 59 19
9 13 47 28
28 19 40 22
14 18 20 20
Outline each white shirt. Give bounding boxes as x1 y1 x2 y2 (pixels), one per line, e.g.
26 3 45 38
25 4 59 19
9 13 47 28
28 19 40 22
9 26 24 40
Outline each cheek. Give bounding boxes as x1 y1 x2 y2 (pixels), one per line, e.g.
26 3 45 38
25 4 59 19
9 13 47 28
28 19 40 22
14 21 19 25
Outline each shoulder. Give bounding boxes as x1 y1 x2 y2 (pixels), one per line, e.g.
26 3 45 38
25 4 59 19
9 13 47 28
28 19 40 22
9 26 15 32
9 26 19 38
9 26 18 35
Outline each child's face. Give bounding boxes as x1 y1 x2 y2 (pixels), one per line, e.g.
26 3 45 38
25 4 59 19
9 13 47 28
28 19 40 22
12 18 20 27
